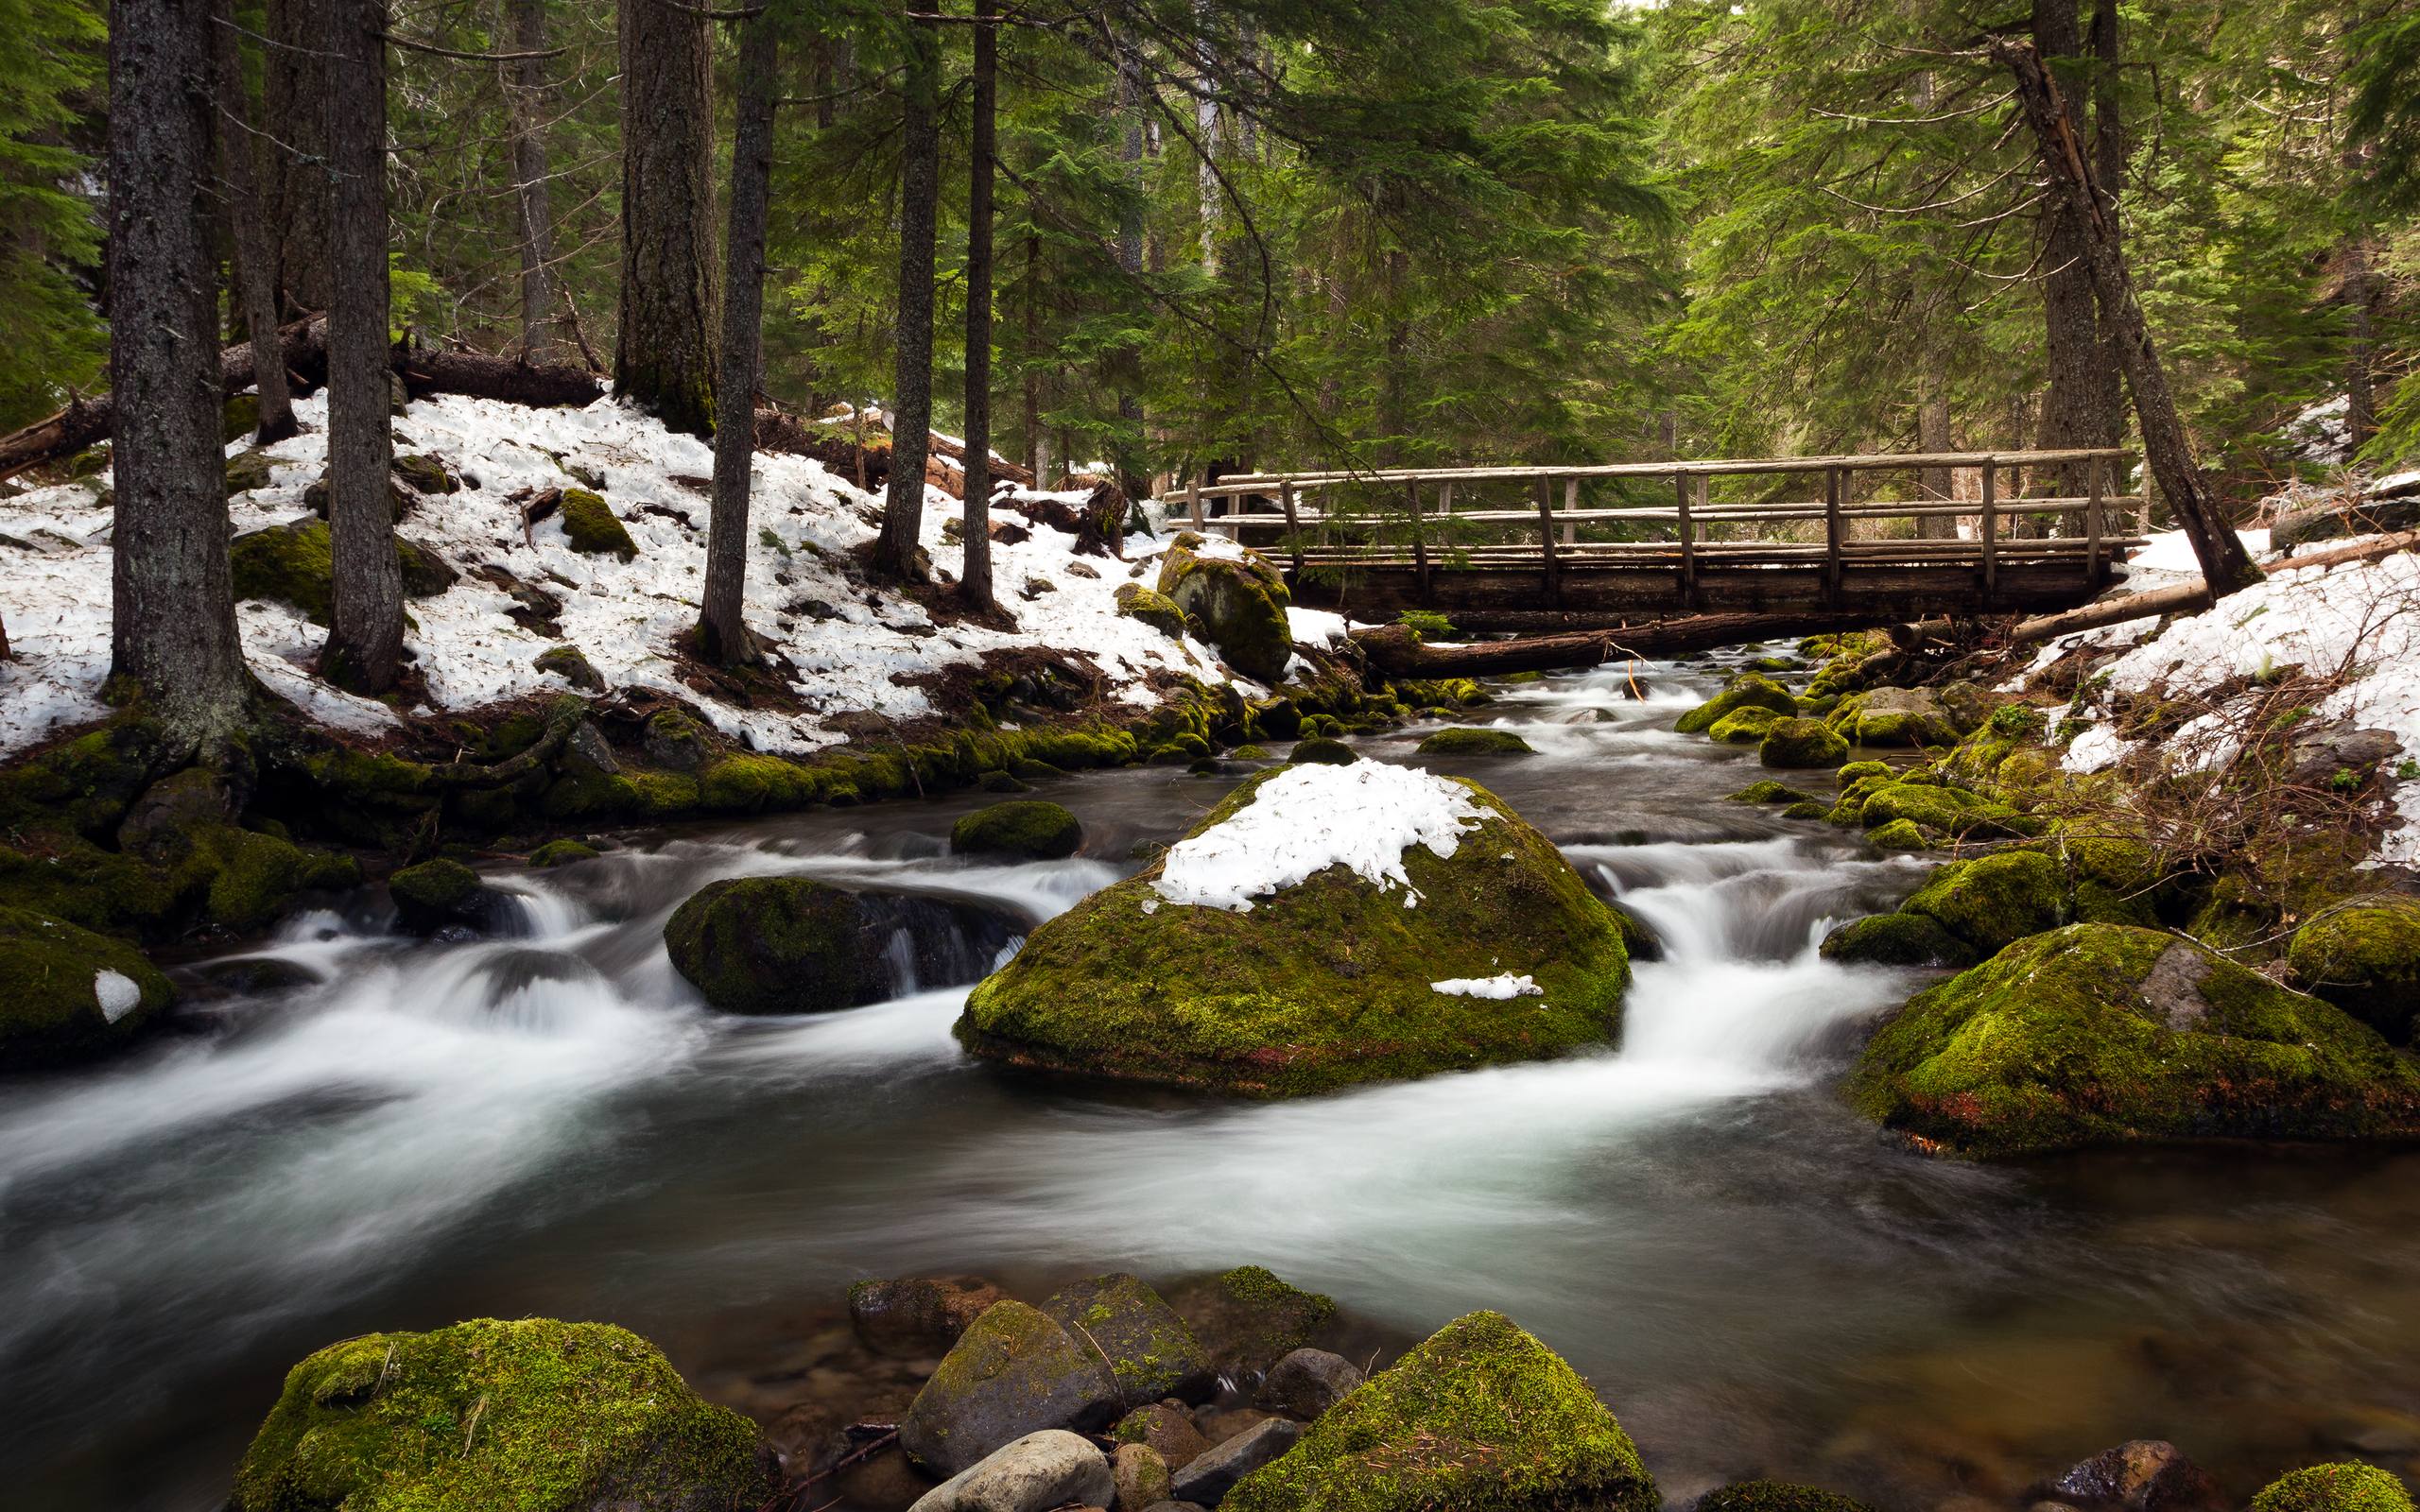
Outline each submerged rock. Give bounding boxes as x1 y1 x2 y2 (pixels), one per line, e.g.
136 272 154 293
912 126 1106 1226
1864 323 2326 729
1847 924 2420 1157
954 766 1632 1095
853 1275 1007 1359
1224 1310 1657 1512
2287 897 2420 1043
906 1430 1114 1512
227 1317 770 1512
953 799 1084 861
1157 539 1291 682
0 906 174 1071
2050 1439 2224 1512
389 858 523 938
898 1301 1123 1478
1040 1272 1216 1406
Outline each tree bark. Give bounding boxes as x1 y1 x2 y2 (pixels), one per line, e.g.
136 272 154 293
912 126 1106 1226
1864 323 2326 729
1111 29 1148 500
263 0 329 316
1993 37 2260 594
109 0 252 751
212 0 298 444
2344 236 2378 450
960 0 999 610
1352 625 1613 678
324 0 404 692
700 6 779 665
1917 342 1958 539
2030 0 2119 502
615 0 720 438
501 0 560 364
1023 227 1047 483
874 12 941 580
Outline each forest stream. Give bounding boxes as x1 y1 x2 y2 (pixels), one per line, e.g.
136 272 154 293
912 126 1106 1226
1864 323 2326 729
8 651 2420 1511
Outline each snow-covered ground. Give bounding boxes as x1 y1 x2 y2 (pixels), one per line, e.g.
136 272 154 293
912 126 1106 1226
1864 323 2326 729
0 391 1270 759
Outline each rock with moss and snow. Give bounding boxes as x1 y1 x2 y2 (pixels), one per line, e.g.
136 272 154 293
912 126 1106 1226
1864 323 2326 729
898 1300 1124 1478
1759 716 1849 768
0 906 174 1071
1156 535 1291 682
1416 727 1534 757
2250 1463 2417 1512
954 764 1632 1095
2288 896 2420 1043
1825 687 1962 747
1847 923 2420 1158
226 1316 771 1512
1675 671 1797 735
664 875 1015 1015
1040 1272 1217 1406
1114 580 1189 639
1167 1264 1339 1377
952 799 1083 861
389 858 526 938
1224 1310 1658 1512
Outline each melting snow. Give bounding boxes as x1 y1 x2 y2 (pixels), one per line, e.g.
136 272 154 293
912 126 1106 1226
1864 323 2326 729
1152 763 1481 912
93 969 142 1022
1430 973 1543 1000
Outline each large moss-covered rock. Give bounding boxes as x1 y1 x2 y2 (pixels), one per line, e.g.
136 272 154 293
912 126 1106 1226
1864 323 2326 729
1675 672 1797 735
1759 717 1849 768
1167 1265 1339 1378
389 858 522 938
952 799 1083 860
1901 850 2067 955
2288 898 2420 1043
1708 706 1784 745
663 876 872 1014
0 906 173 1071
1115 581 1188 638
1416 727 1535 757
1827 687 1962 747
955 767 1632 1095
1040 1272 1216 1406
2250 1464 2417 1512
1847 924 2420 1157
231 519 455 624
898 1301 1123 1478
1819 912 1975 969
1855 780 2033 841
1224 1311 1657 1512
1158 539 1291 682
227 1317 770 1512
560 488 637 559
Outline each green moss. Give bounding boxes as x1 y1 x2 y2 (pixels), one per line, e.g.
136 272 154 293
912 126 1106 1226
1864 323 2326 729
0 906 174 1071
1782 800 1828 820
1865 818 1930 850
1416 727 1535 757
528 840 598 868
1224 1311 1656 1512
225 448 277 497
1232 744 1272 761
194 827 360 932
1858 781 2032 841
1157 541 1291 681
956 773 1631 1096
696 753 816 814
228 1316 769 1512
952 799 1083 860
392 454 457 495
1826 688 1962 747
559 489 637 559
1727 781 1813 805
391 859 480 916
1699 1482 1877 1512
1289 736 1357 765
2288 898 2420 1043
231 520 454 624
1760 717 1849 768
532 646 603 692
1708 706 1785 745
1040 1273 1212 1405
1820 912 1974 968
1115 582 1189 638
1847 924 2420 1157
1902 850 2068 954
1836 760 1891 785
664 876 868 1014
1675 672 1797 735
2249 1464 2417 1512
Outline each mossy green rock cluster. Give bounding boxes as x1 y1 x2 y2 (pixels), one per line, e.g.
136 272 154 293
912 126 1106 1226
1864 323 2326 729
1675 672 1796 735
951 799 1083 860
898 1300 1122 1478
2251 1464 2417 1512
0 906 174 1071
1728 780 1812 805
956 772 1632 1096
228 1317 769 1512
1167 1265 1339 1376
1709 706 1783 745
1288 736 1357 765
1225 1310 1657 1512
559 488 637 559
1826 765 2034 844
1157 538 1292 682
664 876 880 1014
1825 687 1962 747
231 519 456 624
1847 924 2420 1157
1115 581 1189 638
1900 850 2068 956
527 839 598 868
1416 727 1534 757
1819 911 1972 969
1040 1272 1216 1406
2288 897 2420 1043
1759 716 1849 768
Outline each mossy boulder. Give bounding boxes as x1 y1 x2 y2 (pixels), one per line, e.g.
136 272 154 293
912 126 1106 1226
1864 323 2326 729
1847 924 2420 1157
2250 1465 2417 1512
1675 672 1797 735
955 769 1632 1096
1727 780 1812 805
225 447 277 497
1827 687 1962 747
1115 582 1189 638
1416 727 1535 757
302 472 414 523
898 1301 1123 1478
1040 1273 1216 1407
662 876 873 1014
1156 540 1291 683
2288 898 2420 1043
1698 1483 1877 1512
1819 912 1975 969
1224 1311 1657 1512
390 858 521 937
560 488 637 559
392 453 458 496
533 644 605 693
1167 1265 1340 1377
0 906 174 1070
528 839 598 869
1900 850 2068 956
952 799 1083 861
1759 717 1849 768
1708 706 1784 745
1856 780 2032 841
227 1316 770 1512
231 519 455 623
1288 736 1357 765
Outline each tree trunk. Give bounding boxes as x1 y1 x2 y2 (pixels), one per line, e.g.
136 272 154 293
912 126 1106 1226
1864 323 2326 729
109 0 252 751
2030 0 2118 503
324 0 404 692
501 0 560 364
264 0 329 316
874 12 941 579
2345 236 2378 450
1993 37 2260 594
1112 30 1148 500
212 0 299 444
1194 2 1221 270
615 0 720 438
700 7 779 665
960 0 999 610
1023 227 1047 482
1351 625 1611 679
2086 0 2126 438
1917 343 1958 539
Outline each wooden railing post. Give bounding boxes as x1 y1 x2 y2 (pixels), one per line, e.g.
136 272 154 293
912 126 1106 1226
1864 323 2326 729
1535 473 1562 608
1823 466 1844 607
1562 476 1580 546
1407 477 1430 602
1186 475 1203 531
1281 479 1303 576
1979 457 1999 599
2085 453 2105 580
1672 471 1698 609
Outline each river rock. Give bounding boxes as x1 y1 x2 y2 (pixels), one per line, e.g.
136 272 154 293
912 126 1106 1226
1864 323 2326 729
1287 736 1356 765
1676 671 1798 734
1223 1310 1658 1512
953 799 1084 860
1167 1266 1339 1378
1828 687 1961 747
853 1275 1007 1358
1899 850 2069 956
1847 924 2420 1157
1114 1442 1174 1510
1697 1482 1877 1512
2050 1439 2225 1512
955 766 1634 1095
2249 1463 2417 1512
389 857 525 938
899 1301 1123 1478
1170 1418 1300 1505
1709 706 1785 745
227 1317 771 1512
0 906 174 1071
1157 538 1291 682
1258 1348 1365 1419
1819 912 1976 969
1114 1403 1213 1469
1759 716 1849 768
907 1429 1113 1512
1416 727 1536 757
2287 896 2420 1043
1041 1273 1218 1406
664 876 1018 1014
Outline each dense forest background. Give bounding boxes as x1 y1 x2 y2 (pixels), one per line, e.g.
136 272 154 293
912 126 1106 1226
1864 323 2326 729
5 0 2417 496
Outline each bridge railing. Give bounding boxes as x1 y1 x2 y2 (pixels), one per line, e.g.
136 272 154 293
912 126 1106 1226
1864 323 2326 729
1153 448 2144 605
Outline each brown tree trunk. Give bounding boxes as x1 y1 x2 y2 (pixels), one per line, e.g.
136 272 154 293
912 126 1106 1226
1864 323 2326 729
2345 236 2379 450
501 0 559 363
874 12 941 580
264 0 329 316
212 0 298 444
700 7 779 665
1917 344 1958 539
1111 30 1148 500
615 0 720 438
2030 0 2118 503
323 0 404 691
1993 37 2261 594
960 0 999 610
1023 227 1047 483
109 0 252 752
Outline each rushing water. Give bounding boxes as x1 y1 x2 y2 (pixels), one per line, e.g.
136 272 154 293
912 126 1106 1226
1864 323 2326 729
8 653 2420 1512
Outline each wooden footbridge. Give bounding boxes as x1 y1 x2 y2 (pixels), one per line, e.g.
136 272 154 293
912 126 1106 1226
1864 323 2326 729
1160 448 2145 622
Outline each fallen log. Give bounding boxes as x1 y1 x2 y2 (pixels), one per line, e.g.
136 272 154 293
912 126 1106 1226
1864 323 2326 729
1352 624 1612 678
2010 530 2420 645
0 318 324 480
1416 609 1903 649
